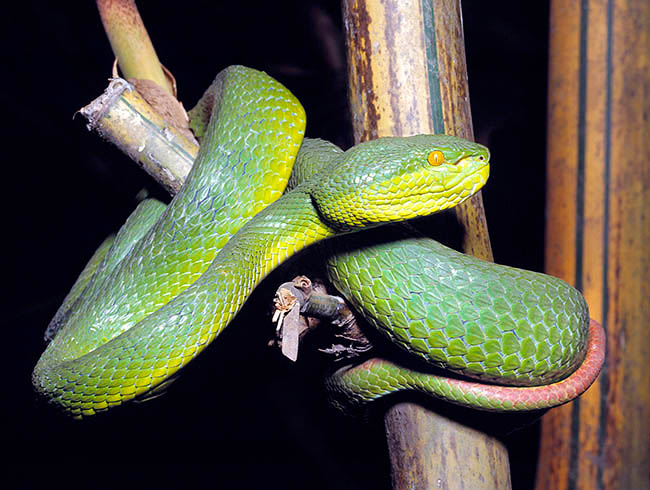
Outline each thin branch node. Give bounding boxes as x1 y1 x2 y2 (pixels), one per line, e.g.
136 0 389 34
79 78 133 130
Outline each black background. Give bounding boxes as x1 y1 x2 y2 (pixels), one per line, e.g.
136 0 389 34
4 1 550 488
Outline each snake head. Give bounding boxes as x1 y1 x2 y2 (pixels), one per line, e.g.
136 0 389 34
310 134 490 230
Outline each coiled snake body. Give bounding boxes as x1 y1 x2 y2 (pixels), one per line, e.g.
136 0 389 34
33 66 604 418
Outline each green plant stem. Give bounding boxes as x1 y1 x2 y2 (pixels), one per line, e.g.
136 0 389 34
97 0 174 95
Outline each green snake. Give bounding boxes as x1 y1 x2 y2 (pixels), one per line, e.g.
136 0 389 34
33 66 604 418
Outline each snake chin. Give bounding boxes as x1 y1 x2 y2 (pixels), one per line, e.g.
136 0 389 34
431 163 490 212
313 162 489 230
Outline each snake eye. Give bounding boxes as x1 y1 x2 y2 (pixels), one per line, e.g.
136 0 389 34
427 150 445 166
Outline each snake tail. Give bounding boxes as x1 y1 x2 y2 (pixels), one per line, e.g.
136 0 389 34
326 319 605 412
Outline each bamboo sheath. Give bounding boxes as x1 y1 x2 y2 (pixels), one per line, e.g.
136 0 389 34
341 1 509 488
537 1 650 489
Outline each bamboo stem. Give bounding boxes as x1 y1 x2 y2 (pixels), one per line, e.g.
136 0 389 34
97 0 174 95
341 0 508 488
538 1 650 489
79 78 196 194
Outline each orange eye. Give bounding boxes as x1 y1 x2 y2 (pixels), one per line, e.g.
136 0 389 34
427 150 445 166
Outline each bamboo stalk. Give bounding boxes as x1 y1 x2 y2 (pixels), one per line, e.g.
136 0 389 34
341 0 509 488
97 0 174 95
538 1 650 489
79 78 197 194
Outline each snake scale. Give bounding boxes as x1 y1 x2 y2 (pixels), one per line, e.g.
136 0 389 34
33 66 604 418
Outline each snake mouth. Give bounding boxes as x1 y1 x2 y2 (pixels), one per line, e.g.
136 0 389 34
432 158 489 206
348 161 489 227
408 159 490 202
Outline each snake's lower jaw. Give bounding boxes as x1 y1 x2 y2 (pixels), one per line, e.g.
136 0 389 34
465 163 489 197
434 162 489 212
320 162 489 230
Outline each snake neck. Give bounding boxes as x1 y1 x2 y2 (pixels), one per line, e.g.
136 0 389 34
214 188 335 279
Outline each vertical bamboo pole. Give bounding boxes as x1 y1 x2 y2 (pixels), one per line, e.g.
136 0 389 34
538 1 650 489
341 1 509 488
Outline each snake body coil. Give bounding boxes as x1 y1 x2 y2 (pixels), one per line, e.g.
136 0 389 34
33 66 603 418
